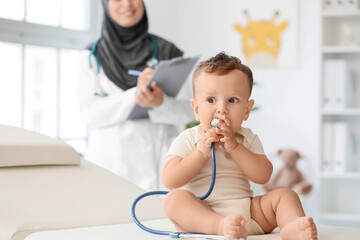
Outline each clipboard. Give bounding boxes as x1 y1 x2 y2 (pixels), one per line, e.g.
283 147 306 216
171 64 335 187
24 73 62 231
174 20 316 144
127 55 200 120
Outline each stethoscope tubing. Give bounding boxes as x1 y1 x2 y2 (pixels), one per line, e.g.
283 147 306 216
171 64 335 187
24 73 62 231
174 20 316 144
131 142 222 239
132 120 222 238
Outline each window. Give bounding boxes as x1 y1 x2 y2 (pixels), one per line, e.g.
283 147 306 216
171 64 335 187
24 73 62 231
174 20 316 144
0 0 24 21
0 0 90 30
0 0 99 155
23 45 58 136
0 42 22 127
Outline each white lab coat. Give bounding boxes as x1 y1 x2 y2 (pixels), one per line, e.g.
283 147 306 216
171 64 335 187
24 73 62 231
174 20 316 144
77 50 194 191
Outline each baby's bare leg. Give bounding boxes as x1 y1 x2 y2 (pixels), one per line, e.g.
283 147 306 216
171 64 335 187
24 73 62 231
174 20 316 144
250 188 317 240
164 189 247 239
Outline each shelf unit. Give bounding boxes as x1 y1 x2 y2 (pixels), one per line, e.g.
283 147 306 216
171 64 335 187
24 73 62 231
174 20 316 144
322 108 360 116
321 172 360 179
319 5 360 228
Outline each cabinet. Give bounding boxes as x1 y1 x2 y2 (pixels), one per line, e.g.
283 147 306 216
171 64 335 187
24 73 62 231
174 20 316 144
319 3 360 227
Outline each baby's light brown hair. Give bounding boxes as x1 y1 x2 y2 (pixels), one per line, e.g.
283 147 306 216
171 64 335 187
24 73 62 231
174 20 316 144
192 52 253 97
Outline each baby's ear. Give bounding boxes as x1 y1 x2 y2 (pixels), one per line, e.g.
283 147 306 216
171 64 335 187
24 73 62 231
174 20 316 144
295 151 301 159
191 99 199 121
278 149 283 155
244 99 255 120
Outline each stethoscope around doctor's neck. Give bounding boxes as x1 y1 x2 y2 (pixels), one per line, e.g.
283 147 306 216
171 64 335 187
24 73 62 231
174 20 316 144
88 34 158 97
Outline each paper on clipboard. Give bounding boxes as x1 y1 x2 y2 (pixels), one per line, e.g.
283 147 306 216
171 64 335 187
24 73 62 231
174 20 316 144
127 55 200 120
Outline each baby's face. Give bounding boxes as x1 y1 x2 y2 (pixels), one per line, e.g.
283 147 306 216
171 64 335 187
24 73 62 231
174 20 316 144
191 70 254 132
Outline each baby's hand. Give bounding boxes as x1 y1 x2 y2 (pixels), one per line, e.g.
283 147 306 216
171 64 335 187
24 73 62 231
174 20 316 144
216 117 238 153
198 127 220 160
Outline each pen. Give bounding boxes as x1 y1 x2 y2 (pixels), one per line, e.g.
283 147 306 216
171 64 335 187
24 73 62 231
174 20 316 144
128 69 154 91
128 70 142 76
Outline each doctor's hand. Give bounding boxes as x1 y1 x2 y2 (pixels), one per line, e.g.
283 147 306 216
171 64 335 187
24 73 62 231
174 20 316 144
135 67 164 108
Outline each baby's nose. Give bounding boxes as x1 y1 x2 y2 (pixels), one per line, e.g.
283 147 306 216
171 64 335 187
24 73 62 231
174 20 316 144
216 103 228 115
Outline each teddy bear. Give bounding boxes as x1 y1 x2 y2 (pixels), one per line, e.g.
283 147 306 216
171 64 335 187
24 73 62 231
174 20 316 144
263 149 312 195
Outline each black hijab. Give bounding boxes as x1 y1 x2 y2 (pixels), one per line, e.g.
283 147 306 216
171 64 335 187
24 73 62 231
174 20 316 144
91 0 183 90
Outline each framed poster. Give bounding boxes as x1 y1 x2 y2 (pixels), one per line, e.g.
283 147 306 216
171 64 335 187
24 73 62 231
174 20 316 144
223 0 299 67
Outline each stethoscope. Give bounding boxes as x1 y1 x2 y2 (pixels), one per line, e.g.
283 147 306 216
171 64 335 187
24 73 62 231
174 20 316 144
88 34 158 97
131 118 243 240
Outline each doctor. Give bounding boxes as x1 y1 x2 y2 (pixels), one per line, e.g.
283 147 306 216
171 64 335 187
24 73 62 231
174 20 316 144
77 0 193 191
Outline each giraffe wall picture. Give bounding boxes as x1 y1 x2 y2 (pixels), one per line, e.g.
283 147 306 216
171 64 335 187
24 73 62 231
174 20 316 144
221 0 298 68
234 11 289 67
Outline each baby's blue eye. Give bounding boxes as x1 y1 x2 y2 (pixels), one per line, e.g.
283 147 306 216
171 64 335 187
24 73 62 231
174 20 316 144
229 98 239 103
207 97 216 103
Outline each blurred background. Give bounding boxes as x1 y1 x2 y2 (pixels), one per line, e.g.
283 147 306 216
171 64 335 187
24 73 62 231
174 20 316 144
0 0 359 228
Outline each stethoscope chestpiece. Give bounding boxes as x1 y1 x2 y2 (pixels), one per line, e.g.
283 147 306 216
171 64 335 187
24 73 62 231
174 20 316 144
210 117 219 128
146 57 158 69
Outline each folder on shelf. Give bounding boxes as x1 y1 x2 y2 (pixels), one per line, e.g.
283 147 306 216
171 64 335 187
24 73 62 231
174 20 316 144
322 122 333 172
322 59 348 109
333 122 348 173
323 0 358 10
127 55 200 120
322 122 350 173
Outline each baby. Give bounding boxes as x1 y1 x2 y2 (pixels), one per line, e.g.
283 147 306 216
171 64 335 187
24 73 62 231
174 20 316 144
161 52 317 240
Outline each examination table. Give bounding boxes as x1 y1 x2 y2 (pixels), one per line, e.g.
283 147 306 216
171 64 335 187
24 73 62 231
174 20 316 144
0 125 359 240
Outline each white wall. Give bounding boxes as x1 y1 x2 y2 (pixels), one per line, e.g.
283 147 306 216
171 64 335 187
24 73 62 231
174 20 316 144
147 0 322 218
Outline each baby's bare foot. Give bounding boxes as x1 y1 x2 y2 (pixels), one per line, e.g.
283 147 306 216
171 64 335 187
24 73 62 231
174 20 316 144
217 214 248 239
280 216 317 240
